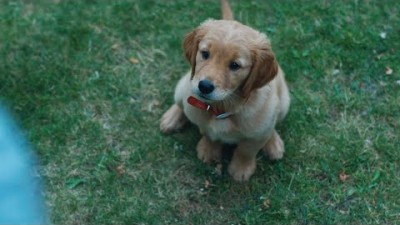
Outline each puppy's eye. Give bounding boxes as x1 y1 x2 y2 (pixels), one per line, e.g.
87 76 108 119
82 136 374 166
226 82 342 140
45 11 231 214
201 50 210 60
229 62 241 71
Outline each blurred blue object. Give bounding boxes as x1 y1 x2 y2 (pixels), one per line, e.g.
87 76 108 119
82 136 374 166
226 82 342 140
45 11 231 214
0 106 48 224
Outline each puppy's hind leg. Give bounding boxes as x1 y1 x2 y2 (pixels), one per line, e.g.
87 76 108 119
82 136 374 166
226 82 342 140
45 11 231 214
262 130 285 160
160 74 191 134
160 104 188 134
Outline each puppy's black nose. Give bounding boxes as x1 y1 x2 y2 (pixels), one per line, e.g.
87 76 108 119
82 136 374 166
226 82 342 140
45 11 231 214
198 80 215 94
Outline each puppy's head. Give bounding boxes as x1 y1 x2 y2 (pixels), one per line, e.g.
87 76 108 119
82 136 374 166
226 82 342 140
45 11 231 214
183 19 278 101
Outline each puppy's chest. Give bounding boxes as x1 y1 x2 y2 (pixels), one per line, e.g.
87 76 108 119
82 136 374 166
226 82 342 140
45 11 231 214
184 105 241 143
206 118 240 142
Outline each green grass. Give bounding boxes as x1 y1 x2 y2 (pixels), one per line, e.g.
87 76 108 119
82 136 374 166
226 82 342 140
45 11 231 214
1 0 399 224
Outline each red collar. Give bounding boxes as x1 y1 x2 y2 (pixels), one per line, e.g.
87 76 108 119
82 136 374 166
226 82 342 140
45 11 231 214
187 96 232 119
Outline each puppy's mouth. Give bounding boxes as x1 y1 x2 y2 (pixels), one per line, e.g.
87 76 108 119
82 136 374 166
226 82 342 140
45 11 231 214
198 93 212 101
191 80 229 102
194 91 228 103
194 92 215 104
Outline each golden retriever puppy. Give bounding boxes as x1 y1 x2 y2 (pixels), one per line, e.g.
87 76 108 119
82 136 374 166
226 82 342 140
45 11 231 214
160 0 290 182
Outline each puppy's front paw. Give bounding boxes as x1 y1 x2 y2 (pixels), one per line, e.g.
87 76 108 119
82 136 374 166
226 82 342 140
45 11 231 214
263 131 285 160
196 136 222 164
160 104 187 134
228 158 256 182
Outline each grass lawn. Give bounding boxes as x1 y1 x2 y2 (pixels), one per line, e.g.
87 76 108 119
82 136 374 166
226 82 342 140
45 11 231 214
1 0 399 224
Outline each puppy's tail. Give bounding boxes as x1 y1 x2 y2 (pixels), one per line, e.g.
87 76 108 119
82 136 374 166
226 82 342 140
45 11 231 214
221 0 234 20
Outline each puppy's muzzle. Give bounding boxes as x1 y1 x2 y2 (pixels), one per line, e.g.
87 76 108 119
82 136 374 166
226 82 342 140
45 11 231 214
198 79 215 95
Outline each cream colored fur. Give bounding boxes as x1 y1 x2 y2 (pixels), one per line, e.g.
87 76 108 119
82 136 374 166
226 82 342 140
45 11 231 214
160 1 290 182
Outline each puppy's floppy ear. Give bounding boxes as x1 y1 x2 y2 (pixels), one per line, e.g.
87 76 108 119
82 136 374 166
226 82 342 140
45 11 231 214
242 47 278 99
183 29 203 78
